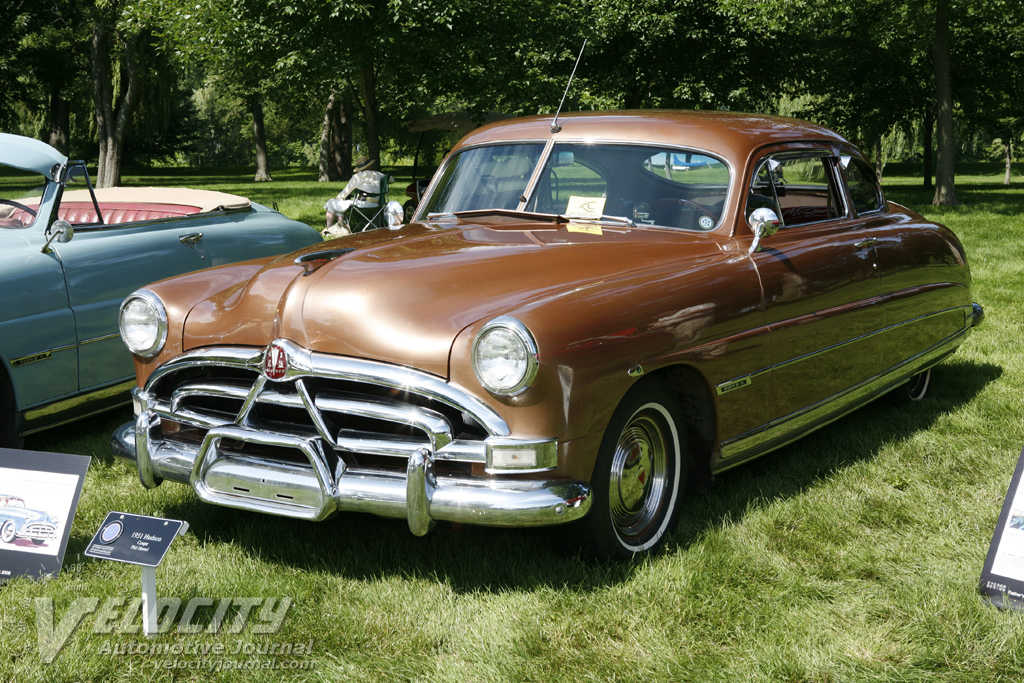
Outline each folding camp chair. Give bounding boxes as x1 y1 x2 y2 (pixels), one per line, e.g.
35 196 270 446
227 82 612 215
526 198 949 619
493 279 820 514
335 171 392 233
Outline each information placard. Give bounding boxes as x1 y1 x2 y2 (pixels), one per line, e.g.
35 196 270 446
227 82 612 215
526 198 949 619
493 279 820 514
980 445 1024 610
84 512 184 568
0 448 90 583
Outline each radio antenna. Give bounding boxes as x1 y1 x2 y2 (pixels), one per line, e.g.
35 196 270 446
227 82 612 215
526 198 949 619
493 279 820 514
550 39 587 134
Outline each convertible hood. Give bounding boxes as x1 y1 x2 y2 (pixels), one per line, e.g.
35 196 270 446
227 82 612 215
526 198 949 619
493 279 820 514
182 219 723 377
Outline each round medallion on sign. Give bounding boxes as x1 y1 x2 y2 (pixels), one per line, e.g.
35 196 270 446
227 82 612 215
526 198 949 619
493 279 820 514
264 342 288 380
698 215 714 229
100 520 123 544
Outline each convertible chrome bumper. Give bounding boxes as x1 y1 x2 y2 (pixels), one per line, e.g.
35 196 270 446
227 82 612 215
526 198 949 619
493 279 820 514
111 342 591 533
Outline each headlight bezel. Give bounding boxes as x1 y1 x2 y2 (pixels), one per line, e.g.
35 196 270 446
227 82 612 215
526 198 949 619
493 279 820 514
471 316 539 396
119 289 168 359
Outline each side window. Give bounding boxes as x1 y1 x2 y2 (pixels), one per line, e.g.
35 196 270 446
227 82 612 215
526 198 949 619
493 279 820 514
747 154 847 228
843 158 885 215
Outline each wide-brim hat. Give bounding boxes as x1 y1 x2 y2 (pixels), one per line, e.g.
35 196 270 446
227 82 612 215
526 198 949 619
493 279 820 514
353 156 374 172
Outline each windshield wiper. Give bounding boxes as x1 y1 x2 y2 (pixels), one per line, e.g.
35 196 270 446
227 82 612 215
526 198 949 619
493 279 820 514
560 214 636 228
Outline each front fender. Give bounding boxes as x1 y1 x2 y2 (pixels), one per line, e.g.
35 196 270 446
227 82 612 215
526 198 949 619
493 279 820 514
448 250 767 446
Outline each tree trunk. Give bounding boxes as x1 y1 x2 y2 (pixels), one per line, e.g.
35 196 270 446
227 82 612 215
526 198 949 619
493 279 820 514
47 87 70 156
318 91 336 182
923 106 934 190
251 95 273 182
332 96 353 180
91 19 142 188
931 0 958 206
356 64 381 170
874 135 883 180
1005 138 1013 186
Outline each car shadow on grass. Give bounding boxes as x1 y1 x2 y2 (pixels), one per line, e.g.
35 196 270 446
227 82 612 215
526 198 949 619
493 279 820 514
665 358 1002 553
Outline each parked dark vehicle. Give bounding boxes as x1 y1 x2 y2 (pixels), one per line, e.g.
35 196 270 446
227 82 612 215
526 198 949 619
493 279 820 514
111 111 982 557
0 133 323 446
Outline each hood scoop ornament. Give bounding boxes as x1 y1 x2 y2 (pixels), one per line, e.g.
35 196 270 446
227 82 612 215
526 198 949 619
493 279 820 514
295 248 355 275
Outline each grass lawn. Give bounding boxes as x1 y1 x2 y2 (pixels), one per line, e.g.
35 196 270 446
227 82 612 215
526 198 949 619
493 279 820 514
3 161 1024 682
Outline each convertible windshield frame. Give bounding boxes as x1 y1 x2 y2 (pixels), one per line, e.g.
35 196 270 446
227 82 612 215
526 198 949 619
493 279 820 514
417 138 734 232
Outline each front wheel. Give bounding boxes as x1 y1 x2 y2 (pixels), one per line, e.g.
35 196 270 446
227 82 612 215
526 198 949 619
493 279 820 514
0 520 16 544
581 382 687 558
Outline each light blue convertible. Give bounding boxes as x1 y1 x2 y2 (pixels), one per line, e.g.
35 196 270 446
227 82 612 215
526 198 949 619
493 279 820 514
0 133 323 446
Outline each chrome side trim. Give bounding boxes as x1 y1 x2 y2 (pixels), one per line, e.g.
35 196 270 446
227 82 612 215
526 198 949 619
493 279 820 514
713 303 972 396
714 322 970 472
23 379 135 423
80 332 121 345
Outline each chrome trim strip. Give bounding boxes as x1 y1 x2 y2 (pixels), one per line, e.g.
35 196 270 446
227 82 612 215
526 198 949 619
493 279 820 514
23 379 135 422
80 332 121 345
715 323 970 472
713 304 972 393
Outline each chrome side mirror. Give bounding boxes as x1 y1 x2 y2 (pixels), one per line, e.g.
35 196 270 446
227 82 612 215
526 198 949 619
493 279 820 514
385 200 404 230
747 208 779 254
41 220 74 254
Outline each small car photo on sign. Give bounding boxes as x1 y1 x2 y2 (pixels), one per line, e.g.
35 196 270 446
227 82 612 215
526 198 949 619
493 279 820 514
0 467 77 555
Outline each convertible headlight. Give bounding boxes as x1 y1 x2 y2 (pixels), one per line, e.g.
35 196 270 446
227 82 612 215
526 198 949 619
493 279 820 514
119 290 168 359
472 316 539 396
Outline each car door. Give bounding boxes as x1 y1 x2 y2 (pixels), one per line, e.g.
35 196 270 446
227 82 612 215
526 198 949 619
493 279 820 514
745 149 884 426
52 220 208 393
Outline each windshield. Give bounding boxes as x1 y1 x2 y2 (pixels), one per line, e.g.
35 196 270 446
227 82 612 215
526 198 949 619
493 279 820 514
421 142 730 230
420 143 545 216
0 171 47 230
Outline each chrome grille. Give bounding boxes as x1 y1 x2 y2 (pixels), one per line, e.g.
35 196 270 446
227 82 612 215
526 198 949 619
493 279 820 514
141 343 507 471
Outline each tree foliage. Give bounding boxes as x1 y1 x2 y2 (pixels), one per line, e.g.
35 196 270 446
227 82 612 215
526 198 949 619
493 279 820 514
2 0 1021 196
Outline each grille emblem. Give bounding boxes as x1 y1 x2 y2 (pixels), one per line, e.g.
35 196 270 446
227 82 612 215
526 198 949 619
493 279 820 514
264 343 288 380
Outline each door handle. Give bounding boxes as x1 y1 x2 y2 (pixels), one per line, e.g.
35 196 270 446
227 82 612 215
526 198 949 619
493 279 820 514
179 232 203 247
855 237 877 248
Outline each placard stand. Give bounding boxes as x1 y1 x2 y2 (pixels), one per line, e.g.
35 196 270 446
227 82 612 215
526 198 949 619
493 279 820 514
980 445 1024 611
84 512 188 635
142 564 158 635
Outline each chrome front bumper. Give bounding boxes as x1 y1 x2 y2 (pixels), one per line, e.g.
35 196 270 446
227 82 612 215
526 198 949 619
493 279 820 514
112 416 591 534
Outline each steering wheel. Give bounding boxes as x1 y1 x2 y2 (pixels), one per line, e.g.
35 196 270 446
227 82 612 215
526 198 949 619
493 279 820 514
674 198 714 219
0 199 37 217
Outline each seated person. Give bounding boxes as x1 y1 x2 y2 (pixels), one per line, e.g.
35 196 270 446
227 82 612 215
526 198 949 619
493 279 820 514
324 157 390 234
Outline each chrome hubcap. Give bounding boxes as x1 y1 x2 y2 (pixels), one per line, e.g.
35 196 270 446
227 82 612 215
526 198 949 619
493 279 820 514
609 410 668 541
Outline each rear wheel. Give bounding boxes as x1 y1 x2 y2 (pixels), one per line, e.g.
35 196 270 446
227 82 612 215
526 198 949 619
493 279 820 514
1 521 16 544
887 368 932 404
581 382 687 558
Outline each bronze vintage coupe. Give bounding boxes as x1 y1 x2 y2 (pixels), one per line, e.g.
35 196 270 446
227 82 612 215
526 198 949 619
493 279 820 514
112 111 983 557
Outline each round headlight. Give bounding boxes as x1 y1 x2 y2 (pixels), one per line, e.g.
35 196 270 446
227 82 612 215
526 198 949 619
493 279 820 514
119 290 168 359
472 317 539 396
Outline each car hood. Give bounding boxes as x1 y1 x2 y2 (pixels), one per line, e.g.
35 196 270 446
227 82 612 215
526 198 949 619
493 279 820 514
182 217 724 378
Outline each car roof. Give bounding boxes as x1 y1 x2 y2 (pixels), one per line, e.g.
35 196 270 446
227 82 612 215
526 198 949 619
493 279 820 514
451 110 849 160
0 133 68 177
